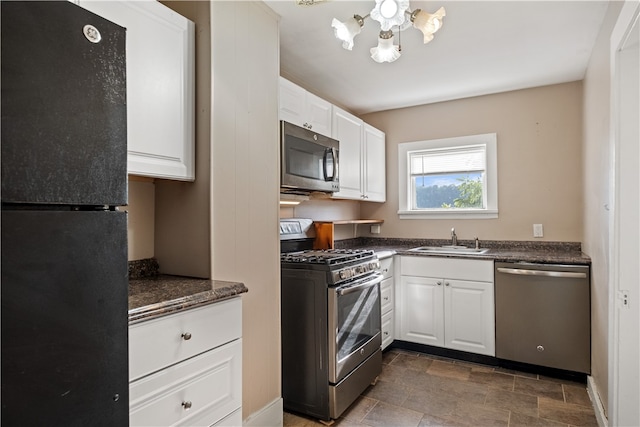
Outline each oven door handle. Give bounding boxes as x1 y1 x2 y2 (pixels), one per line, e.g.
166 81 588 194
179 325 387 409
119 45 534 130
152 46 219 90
336 273 383 296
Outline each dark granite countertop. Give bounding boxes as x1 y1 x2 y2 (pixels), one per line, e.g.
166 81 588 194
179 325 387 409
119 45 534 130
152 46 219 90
128 274 248 324
335 238 591 265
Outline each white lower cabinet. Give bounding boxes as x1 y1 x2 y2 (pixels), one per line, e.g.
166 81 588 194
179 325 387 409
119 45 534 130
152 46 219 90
129 298 242 426
398 257 495 356
212 409 242 427
379 257 394 350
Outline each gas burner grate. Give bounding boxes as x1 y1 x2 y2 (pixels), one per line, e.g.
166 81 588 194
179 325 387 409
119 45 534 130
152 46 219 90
281 249 375 266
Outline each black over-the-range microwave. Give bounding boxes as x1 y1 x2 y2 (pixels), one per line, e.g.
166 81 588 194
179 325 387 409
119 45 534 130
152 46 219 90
280 120 339 194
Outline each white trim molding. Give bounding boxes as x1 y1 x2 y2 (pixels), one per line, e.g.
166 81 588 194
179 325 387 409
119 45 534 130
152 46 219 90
588 375 608 427
243 398 283 427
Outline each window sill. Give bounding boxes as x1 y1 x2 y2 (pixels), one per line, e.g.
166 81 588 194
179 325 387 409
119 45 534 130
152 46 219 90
398 209 498 220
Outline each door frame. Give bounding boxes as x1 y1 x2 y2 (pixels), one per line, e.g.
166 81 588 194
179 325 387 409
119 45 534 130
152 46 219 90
608 1 640 425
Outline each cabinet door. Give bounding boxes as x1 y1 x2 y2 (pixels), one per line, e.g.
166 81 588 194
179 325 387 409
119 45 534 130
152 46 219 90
279 78 332 136
304 91 332 136
399 276 444 346
363 124 386 202
279 77 306 127
332 107 363 199
444 279 495 356
79 0 195 181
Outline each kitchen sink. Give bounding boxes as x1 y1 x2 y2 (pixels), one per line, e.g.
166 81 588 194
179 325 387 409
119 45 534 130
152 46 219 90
409 245 490 255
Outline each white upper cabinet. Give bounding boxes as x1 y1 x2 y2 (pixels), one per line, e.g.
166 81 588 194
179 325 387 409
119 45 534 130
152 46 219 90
279 77 332 137
363 123 386 202
332 107 363 199
332 107 386 202
78 0 195 181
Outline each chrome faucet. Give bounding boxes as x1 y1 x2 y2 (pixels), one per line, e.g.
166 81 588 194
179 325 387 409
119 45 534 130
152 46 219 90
451 228 457 246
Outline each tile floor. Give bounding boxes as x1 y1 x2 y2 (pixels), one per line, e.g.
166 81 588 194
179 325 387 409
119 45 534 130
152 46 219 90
283 349 598 427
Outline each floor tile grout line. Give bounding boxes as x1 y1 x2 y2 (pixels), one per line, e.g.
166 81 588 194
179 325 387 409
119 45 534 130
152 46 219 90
358 398 379 424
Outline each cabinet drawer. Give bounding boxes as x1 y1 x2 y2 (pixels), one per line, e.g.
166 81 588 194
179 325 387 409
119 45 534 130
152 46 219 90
381 310 394 350
129 298 242 381
130 339 242 427
400 256 493 282
379 257 393 279
380 277 394 315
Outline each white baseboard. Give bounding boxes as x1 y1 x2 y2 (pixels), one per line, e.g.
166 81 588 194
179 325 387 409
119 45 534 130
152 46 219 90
243 397 283 427
587 375 608 427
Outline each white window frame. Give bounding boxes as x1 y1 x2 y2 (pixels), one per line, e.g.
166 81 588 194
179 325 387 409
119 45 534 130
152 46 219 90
398 133 498 219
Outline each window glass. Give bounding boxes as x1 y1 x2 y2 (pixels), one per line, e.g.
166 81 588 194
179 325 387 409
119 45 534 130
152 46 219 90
398 134 498 219
409 145 486 209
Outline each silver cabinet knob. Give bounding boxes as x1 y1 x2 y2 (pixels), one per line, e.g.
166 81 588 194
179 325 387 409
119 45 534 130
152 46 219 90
384 331 389 336
537 345 545 352
383 296 389 301
181 332 192 341
445 282 450 286
182 401 193 410
437 281 442 286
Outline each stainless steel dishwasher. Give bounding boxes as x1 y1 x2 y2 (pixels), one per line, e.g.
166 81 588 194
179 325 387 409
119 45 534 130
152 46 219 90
495 262 590 374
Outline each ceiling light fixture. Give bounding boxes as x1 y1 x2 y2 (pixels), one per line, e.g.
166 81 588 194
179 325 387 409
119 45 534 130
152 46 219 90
331 0 445 63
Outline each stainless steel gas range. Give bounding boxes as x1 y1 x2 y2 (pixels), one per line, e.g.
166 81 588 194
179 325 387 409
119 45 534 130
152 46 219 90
280 221 383 421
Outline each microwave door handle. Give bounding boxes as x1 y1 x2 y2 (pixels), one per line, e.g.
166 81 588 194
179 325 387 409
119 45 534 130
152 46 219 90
323 147 337 181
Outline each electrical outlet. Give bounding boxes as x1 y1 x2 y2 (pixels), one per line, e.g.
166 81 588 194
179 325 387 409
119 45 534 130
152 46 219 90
533 224 544 238
370 225 381 234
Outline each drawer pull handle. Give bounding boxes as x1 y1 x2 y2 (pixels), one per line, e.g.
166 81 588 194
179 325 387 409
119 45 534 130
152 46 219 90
383 296 389 301
181 332 192 341
182 401 193 410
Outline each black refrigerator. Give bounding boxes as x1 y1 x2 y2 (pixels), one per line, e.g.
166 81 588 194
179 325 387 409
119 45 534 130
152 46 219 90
1 2 129 425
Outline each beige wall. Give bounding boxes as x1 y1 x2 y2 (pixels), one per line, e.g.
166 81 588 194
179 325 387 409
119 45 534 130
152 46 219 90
582 0 624 417
155 0 212 279
359 82 584 242
210 1 281 421
126 177 155 261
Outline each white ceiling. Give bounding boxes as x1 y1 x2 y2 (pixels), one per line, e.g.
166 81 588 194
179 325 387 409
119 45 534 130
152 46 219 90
263 0 609 115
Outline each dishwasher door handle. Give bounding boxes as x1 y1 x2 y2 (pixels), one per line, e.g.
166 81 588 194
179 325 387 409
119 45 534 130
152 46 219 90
496 267 587 279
